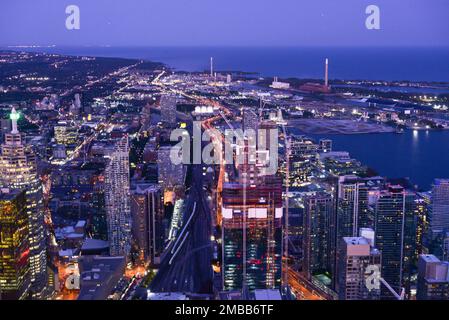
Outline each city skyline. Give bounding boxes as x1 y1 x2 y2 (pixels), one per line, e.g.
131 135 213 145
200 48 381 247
1 0 449 311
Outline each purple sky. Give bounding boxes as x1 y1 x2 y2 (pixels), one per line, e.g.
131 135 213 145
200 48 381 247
1 0 448 47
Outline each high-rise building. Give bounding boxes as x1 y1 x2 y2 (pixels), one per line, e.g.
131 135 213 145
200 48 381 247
288 135 319 186
417 254 449 300
337 236 381 300
242 107 259 134
337 175 371 240
415 193 430 256
130 183 164 265
157 145 186 191
256 121 278 178
91 179 108 241
0 108 48 298
319 151 366 177
375 185 405 299
0 189 30 300
141 102 152 130
105 136 131 257
443 233 449 261
69 93 82 115
303 191 334 280
78 255 126 300
221 176 283 291
160 94 177 127
429 179 449 236
319 139 332 153
54 121 78 146
402 191 418 297
1 118 11 143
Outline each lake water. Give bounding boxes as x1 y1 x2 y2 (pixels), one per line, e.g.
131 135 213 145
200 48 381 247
303 129 449 191
8 46 449 82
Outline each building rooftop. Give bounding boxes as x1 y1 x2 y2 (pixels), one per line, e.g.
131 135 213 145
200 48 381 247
78 255 126 300
0 188 23 201
75 220 86 228
253 289 282 300
147 292 187 300
81 238 109 252
343 237 370 246
434 179 449 186
131 183 161 194
420 254 441 263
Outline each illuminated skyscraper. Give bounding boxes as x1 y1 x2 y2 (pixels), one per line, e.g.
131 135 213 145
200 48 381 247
337 175 371 239
221 176 283 291
429 179 449 236
375 185 405 299
160 94 177 127
105 136 132 257
54 121 78 146
69 93 82 115
288 135 319 186
402 191 418 297
130 183 164 265
417 254 449 300
242 107 259 133
303 191 334 279
415 193 430 256
91 175 108 241
337 236 381 300
0 189 30 300
1 118 11 143
0 108 48 298
157 145 186 191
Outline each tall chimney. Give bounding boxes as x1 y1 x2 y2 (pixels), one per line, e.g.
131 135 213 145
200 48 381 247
210 57 214 77
325 58 329 87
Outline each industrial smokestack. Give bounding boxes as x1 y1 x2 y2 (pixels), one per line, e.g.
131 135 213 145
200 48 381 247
325 58 329 87
210 57 214 77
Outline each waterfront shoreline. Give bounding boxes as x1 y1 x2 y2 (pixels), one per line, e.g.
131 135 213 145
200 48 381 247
287 119 396 135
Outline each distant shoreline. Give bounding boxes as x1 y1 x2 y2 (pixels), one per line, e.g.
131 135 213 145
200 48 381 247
2 46 449 83
2 48 448 88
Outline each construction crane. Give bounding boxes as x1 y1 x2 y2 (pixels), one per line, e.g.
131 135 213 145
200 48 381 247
380 278 405 300
259 98 268 118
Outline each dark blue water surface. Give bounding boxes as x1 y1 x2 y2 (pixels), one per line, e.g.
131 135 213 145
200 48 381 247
305 130 449 191
8 46 449 82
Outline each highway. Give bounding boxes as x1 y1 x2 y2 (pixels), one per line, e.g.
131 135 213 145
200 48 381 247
288 268 335 300
149 164 214 294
